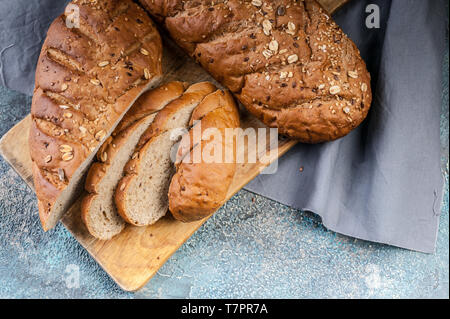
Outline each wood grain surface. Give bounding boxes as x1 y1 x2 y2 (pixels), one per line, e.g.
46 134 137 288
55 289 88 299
0 0 349 291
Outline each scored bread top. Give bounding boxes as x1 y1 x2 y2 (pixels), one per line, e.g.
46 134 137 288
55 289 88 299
30 0 163 230
138 0 372 143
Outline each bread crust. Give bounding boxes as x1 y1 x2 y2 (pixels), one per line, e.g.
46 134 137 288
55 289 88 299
168 90 240 222
139 0 372 143
114 82 217 225
134 82 217 149
30 0 163 231
114 81 188 133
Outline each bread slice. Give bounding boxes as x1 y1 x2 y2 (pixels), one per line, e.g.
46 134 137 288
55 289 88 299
81 82 187 240
115 82 216 226
30 0 163 231
168 90 240 222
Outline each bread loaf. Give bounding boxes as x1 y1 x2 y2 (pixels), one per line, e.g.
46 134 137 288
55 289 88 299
169 89 240 222
114 82 216 226
138 0 372 143
30 0 163 231
81 82 187 239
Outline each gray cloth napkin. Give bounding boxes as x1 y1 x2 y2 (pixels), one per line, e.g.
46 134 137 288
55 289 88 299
0 0 447 252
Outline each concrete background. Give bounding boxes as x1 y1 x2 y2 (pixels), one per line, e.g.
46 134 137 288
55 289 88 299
0 49 447 299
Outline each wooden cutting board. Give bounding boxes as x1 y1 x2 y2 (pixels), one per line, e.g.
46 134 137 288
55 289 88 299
0 0 349 291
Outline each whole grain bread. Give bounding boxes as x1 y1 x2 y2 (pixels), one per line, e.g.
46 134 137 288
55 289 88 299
168 89 240 222
81 82 187 240
138 0 372 143
30 0 163 231
115 82 217 226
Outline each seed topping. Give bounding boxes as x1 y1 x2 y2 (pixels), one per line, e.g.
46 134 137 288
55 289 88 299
361 83 368 92
59 144 73 153
348 71 358 79
287 54 298 64
262 20 272 36
90 79 101 86
62 152 74 161
95 130 106 141
287 22 296 35
140 48 149 56
251 0 262 7
330 85 341 95
269 40 278 53
144 68 150 80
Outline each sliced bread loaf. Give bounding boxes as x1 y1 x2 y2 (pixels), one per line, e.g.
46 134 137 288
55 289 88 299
81 82 187 240
115 82 216 226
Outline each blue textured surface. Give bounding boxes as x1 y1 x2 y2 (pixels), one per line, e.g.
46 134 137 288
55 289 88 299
0 51 448 300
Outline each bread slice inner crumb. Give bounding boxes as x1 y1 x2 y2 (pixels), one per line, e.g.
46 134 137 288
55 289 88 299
85 114 157 239
121 103 198 225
